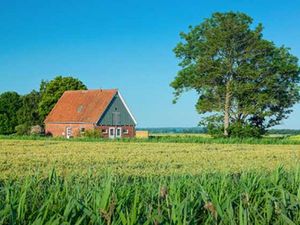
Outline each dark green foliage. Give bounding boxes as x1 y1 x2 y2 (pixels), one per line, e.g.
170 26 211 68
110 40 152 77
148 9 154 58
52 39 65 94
199 114 224 137
0 92 22 134
16 90 41 135
0 114 11 135
267 129 300 135
15 124 31 135
0 76 87 135
171 12 300 137
202 116 263 138
1 168 300 224
228 122 263 138
38 76 87 120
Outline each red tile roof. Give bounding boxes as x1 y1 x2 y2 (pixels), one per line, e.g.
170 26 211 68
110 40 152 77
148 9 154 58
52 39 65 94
44 89 117 123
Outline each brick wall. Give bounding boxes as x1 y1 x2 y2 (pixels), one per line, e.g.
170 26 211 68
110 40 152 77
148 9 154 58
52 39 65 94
45 123 135 138
45 123 95 137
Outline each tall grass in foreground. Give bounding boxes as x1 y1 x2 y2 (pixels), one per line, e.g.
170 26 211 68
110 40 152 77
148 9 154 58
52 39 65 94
1 167 300 224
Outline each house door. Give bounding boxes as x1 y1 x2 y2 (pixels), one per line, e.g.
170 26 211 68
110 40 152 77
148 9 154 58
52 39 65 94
109 127 115 139
116 127 122 138
66 127 72 138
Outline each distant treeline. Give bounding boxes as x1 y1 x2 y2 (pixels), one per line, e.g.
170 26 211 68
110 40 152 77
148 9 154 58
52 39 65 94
137 127 207 134
267 129 300 135
137 127 300 135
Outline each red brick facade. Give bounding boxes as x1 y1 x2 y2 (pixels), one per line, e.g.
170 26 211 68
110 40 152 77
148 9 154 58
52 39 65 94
96 125 135 138
45 123 135 138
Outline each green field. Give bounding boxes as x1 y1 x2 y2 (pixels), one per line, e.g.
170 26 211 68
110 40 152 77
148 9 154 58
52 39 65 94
1 139 300 224
2 133 300 145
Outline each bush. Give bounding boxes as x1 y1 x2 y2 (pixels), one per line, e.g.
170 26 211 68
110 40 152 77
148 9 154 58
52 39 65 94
228 122 263 138
206 123 224 138
81 129 102 138
15 124 30 135
206 121 264 138
200 115 224 138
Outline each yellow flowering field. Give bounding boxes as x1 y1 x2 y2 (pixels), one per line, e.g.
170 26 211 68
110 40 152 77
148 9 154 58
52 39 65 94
0 139 299 178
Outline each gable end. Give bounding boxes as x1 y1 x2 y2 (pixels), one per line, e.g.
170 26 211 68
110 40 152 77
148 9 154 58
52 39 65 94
97 91 137 126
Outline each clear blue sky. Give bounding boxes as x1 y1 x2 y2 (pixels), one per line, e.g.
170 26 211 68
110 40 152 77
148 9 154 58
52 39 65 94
1 0 300 128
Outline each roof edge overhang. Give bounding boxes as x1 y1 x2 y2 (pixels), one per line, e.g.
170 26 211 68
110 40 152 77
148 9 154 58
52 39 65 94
117 91 137 125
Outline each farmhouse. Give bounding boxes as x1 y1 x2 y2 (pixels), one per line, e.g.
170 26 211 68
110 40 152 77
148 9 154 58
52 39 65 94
44 89 137 138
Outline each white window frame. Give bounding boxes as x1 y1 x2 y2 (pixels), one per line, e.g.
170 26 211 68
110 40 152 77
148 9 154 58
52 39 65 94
66 126 72 139
109 127 115 139
116 127 122 138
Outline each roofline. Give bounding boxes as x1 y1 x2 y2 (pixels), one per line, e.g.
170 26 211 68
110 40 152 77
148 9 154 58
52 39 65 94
44 89 137 125
44 89 118 124
64 89 118 93
117 91 137 125
45 122 96 124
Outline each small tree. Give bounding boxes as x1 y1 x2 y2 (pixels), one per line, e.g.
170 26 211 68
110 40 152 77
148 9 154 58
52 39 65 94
38 76 87 121
171 12 300 137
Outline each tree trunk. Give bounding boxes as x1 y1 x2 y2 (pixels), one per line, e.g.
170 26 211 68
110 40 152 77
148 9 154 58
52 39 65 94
224 81 231 136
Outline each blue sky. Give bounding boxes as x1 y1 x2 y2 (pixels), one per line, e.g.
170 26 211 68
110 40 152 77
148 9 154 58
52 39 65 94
1 0 300 128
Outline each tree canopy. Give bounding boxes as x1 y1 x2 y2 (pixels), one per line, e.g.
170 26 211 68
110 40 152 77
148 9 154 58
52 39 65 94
38 76 87 120
0 76 87 135
0 92 22 134
171 12 300 137
15 90 42 135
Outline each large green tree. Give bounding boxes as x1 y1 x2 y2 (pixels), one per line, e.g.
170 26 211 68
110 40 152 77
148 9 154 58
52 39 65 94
0 92 22 134
38 76 87 121
171 12 300 137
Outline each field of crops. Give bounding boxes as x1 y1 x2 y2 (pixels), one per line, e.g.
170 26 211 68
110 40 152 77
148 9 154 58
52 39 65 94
289 135 300 141
1 139 300 224
0 139 300 178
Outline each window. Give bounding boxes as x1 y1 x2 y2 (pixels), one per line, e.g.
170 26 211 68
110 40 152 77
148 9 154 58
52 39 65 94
110 128 114 136
80 127 85 133
102 129 108 134
116 128 121 136
123 129 129 134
